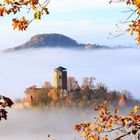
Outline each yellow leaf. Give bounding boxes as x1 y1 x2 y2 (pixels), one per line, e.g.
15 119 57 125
97 126 102 133
34 11 41 20
103 135 108 140
132 105 139 113
89 124 94 129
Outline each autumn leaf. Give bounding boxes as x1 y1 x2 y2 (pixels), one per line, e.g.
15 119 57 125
132 129 138 135
34 11 41 20
102 135 108 140
132 105 139 113
115 108 119 114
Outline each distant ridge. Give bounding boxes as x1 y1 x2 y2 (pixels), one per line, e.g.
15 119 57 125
4 33 111 52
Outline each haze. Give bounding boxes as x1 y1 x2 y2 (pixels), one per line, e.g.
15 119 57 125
0 109 136 140
0 48 140 99
0 109 88 140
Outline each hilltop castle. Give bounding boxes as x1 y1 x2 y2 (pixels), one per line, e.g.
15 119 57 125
13 66 128 109
21 66 67 108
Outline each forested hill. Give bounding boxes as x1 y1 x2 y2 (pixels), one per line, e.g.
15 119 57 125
4 33 110 52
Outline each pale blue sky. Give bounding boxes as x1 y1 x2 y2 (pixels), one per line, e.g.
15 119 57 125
0 0 138 50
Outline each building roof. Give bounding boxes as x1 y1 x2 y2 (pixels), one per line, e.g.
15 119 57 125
55 66 67 71
119 94 126 106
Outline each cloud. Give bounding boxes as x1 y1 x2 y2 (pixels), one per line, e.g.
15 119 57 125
48 0 125 13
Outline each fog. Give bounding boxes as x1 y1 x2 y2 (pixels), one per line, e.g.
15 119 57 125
0 48 140 140
0 109 136 140
0 48 140 99
0 109 92 140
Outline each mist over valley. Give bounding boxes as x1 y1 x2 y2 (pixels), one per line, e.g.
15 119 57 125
0 48 140 99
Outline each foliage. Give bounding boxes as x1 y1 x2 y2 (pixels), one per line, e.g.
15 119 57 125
81 77 95 90
0 0 50 30
23 77 140 109
110 0 140 44
48 89 59 102
75 101 140 140
67 76 79 91
0 95 13 120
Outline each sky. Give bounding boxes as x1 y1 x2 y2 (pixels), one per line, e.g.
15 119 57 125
0 0 140 100
0 0 139 50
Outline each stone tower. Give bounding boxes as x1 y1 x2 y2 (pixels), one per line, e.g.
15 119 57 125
54 66 67 90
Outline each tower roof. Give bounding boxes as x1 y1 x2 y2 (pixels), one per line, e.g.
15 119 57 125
55 66 67 71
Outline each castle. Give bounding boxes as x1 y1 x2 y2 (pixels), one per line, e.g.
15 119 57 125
54 66 67 90
13 66 127 109
22 66 67 108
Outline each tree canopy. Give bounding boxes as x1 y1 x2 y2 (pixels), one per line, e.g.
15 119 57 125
0 0 50 30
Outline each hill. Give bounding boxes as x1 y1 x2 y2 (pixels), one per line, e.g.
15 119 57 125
4 33 110 52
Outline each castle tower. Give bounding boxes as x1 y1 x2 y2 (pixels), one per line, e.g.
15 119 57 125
54 66 67 90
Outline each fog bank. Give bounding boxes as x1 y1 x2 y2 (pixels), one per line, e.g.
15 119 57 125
0 109 92 140
0 48 140 99
0 108 137 140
